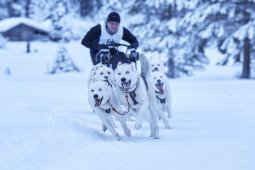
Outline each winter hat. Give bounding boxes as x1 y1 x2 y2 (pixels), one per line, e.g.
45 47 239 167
107 12 120 23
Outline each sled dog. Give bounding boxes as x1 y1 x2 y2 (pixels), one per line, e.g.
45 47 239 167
147 71 172 128
88 79 131 140
144 56 165 73
140 55 172 127
114 62 159 139
88 63 115 87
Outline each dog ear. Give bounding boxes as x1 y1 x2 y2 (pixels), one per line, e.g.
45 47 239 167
117 62 122 66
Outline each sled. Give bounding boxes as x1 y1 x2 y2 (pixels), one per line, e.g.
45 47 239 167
95 43 139 70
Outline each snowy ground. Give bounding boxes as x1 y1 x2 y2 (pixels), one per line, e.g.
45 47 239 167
0 42 255 170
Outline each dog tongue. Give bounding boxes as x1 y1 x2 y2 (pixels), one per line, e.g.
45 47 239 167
95 99 101 106
122 81 131 90
156 83 164 94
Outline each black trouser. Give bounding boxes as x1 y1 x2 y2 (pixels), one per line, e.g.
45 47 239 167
108 51 129 70
92 50 130 70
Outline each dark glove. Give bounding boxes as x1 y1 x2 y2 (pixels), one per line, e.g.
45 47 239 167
98 44 108 50
92 43 108 50
128 43 138 49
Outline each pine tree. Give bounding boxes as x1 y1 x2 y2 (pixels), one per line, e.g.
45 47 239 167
127 1 207 77
0 0 9 19
7 0 24 17
180 0 255 78
49 46 80 74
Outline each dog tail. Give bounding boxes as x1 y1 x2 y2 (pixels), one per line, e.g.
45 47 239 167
139 53 149 78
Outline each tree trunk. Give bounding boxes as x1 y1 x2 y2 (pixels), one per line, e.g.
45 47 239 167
166 57 175 78
26 41 30 53
241 37 250 79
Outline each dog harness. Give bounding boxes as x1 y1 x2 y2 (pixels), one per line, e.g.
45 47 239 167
107 100 128 115
128 91 138 105
155 91 166 104
123 77 140 105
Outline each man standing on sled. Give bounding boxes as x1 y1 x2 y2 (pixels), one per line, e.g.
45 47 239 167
81 11 139 70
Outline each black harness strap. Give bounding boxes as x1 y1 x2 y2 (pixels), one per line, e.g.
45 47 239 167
129 91 138 105
156 95 166 104
105 108 111 113
103 79 112 87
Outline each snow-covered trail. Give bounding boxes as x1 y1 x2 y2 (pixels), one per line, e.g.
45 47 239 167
1 72 255 170
0 42 255 170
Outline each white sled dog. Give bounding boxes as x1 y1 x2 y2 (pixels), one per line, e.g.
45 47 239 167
114 62 159 139
88 64 130 140
88 63 117 128
140 55 172 128
88 63 115 87
88 79 131 140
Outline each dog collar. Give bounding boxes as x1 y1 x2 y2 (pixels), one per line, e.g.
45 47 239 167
105 108 111 113
156 96 166 103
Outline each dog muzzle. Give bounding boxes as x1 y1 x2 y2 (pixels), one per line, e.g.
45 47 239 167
121 80 131 91
94 97 103 107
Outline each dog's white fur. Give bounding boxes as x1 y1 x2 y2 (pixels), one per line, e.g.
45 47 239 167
140 55 172 128
87 64 129 140
88 79 131 140
114 62 159 139
88 63 115 87
141 55 165 75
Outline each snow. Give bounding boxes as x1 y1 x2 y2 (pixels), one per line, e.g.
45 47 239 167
0 42 255 170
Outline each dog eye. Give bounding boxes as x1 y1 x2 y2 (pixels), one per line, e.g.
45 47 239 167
126 71 130 74
108 71 111 74
157 64 160 66
160 76 163 78
99 88 102 91
118 72 121 75
91 89 94 92
100 72 103 75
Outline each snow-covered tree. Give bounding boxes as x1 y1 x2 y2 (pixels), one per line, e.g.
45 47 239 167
80 0 102 17
48 0 81 42
127 0 255 78
0 0 9 19
49 45 80 74
127 0 208 77
216 0 255 79
180 0 255 79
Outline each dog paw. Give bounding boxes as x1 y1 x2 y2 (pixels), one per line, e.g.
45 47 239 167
115 134 121 141
154 136 160 140
102 124 107 132
125 129 131 136
149 133 160 139
165 124 171 129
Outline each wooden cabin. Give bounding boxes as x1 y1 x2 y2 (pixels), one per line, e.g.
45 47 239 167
0 17 49 41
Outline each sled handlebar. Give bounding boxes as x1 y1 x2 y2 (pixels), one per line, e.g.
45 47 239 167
106 43 131 48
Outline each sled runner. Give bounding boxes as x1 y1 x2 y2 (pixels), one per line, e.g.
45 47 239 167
95 43 139 70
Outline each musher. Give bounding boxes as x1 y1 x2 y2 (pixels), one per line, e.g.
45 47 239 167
81 11 139 70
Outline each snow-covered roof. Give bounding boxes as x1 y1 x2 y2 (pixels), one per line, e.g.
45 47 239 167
0 17 49 33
